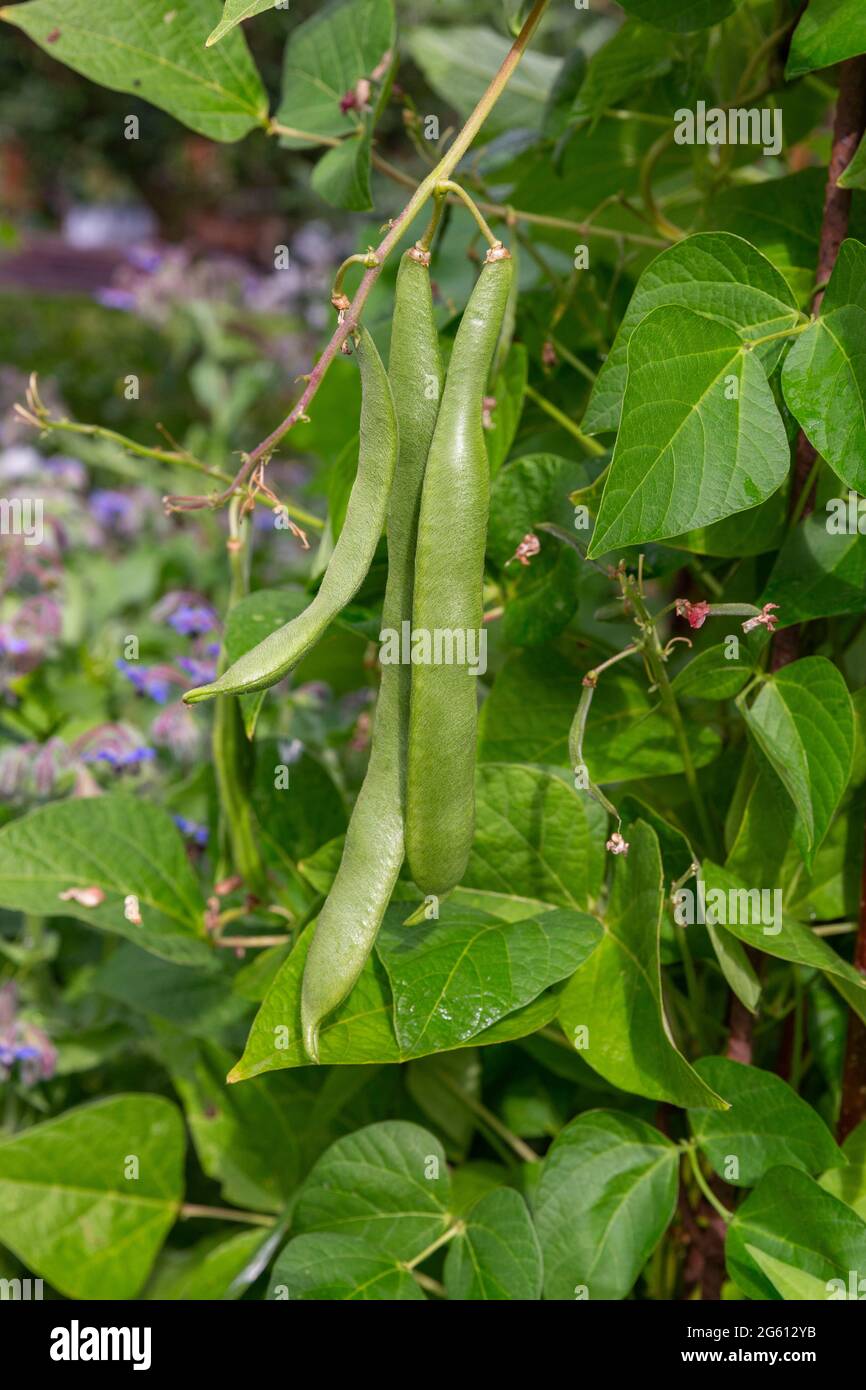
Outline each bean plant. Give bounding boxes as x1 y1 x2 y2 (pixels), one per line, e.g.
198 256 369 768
1 0 866 1306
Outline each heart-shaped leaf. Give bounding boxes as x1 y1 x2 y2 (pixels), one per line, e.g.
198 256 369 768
588 305 790 556
534 1110 679 1300
820 1120 866 1220
584 232 800 436
276 0 394 145
292 1121 451 1261
618 0 745 34
0 1095 184 1299
558 822 728 1110
762 512 866 626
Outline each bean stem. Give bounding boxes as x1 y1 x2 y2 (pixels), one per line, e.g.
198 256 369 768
179 1203 276 1227
525 384 606 456
164 0 554 511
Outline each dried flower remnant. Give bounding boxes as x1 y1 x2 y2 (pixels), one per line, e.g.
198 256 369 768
742 602 780 634
482 395 497 430
58 885 105 907
123 894 142 925
507 533 541 567
606 831 630 856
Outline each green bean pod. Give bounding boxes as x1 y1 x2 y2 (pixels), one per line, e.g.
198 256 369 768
184 328 397 705
300 249 443 1061
406 248 513 898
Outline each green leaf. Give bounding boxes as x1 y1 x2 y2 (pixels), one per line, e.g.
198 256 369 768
444 1188 542 1300
276 0 394 145
292 1121 450 1261
0 794 209 966
94 944 246 1034
820 1120 866 1220
573 20 673 123
311 128 373 211
701 861 866 1024
0 0 268 141
467 763 607 909
762 513 866 626
689 1058 844 1187
558 823 728 1109
145 1228 264 1300
253 740 347 867
782 239 866 493
0 1095 184 1300
583 233 800 436
742 656 855 862
839 133 866 191
618 0 745 33
269 1232 425 1300
207 0 281 47
163 1037 327 1213
726 1167 866 1300
587 306 790 556
542 48 587 139
407 26 558 135
534 1110 679 1300
375 903 602 1055
223 587 309 738
672 642 757 700
478 649 721 779
786 0 866 78
744 1245 837 1300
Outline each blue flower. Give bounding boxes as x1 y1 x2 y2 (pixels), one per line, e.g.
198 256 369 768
173 814 209 847
168 604 219 637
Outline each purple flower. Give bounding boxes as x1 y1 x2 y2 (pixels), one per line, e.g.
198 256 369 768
116 660 182 704
94 287 137 312
177 656 217 685
168 603 219 637
0 984 56 1085
126 245 163 274
91 489 135 529
151 701 202 762
84 746 155 770
173 814 209 847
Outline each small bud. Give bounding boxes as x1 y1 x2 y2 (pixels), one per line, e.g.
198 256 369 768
507 533 541 567
606 831 629 856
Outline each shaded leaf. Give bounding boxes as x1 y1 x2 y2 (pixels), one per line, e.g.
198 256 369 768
786 0 866 78
407 26 557 134
762 511 866 626
558 823 728 1109
618 0 744 33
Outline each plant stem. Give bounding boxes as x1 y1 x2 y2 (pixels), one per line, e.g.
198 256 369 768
436 1071 539 1163
170 0 553 512
627 578 717 856
404 1225 462 1270
435 179 501 246
525 384 606 456
179 1203 275 1227
684 1146 732 1224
